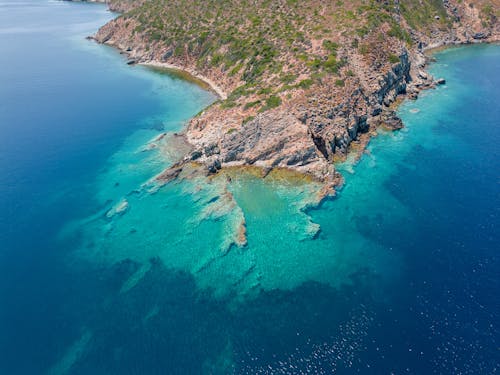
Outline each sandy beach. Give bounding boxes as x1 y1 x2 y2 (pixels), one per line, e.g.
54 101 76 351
140 61 227 100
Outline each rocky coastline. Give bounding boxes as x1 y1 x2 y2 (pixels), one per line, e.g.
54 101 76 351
85 0 499 193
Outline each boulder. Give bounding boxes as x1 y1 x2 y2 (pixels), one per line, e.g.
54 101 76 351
190 150 202 160
204 143 220 156
382 111 404 130
418 71 428 80
207 158 222 174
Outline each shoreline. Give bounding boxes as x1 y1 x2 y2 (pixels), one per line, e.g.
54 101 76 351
85 0 498 193
422 39 500 56
86 32 228 100
139 61 227 100
118 41 487 194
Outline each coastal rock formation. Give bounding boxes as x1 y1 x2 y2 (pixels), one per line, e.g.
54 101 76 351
91 0 499 186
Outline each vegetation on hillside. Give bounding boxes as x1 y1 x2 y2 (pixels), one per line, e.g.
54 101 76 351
107 1 426 101
105 0 497 114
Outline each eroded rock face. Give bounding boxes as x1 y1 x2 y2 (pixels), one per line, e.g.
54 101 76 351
182 50 414 181
189 111 330 179
376 51 411 105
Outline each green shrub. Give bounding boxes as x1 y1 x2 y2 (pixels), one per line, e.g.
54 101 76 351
229 63 243 76
257 87 273 95
322 40 340 53
335 79 345 87
243 100 261 110
306 58 323 69
220 100 238 109
388 23 413 44
280 73 298 84
323 54 339 73
388 53 400 64
297 78 313 89
242 115 255 124
358 43 369 55
265 95 282 109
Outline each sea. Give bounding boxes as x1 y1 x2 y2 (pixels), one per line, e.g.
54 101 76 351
0 1 498 374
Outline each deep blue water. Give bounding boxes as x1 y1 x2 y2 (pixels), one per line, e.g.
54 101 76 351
1 1 499 374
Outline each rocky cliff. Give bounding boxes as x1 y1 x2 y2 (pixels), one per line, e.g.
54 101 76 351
91 0 499 186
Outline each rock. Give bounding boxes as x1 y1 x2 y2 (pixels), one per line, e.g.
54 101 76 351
418 71 428 80
207 158 222 174
106 199 129 218
162 50 173 60
204 143 220 156
381 111 404 130
371 105 382 116
150 122 165 131
190 150 202 160
91 0 500 184
156 165 183 182
408 90 419 100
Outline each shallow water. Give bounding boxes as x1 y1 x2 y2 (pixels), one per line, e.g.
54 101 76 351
1 1 499 373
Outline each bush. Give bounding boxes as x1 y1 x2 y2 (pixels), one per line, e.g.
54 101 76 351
243 100 261 110
242 116 255 124
335 79 345 87
358 43 369 55
220 100 238 109
280 73 298 84
322 40 340 53
265 95 282 109
323 54 340 73
297 79 313 89
388 54 400 64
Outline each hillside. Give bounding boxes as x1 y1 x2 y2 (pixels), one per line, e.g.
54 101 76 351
94 0 499 185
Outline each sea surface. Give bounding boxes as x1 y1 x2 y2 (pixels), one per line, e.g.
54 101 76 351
0 1 499 374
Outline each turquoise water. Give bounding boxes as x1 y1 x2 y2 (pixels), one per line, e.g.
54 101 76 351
1 1 499 373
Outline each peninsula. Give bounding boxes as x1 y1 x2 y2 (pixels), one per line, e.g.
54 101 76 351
88 0 499 187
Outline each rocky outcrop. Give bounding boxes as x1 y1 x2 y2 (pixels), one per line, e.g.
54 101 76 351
178 50 416 183
89 0 499 187
185 108 330 178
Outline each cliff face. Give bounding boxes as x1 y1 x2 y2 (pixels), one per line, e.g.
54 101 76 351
94 0 499 184
169 52 412 182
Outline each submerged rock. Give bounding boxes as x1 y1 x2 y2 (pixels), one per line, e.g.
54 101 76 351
106 199 129 218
